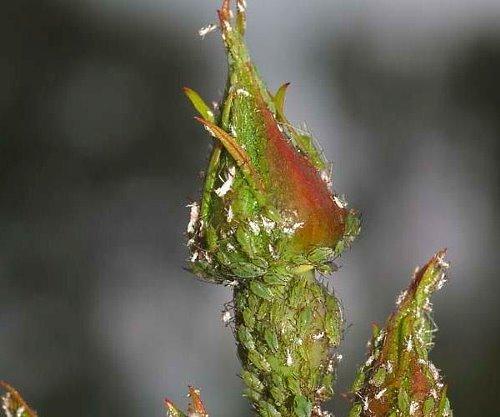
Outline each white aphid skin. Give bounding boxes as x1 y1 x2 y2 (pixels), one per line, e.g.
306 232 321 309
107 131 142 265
227 242 236 252
312 332 324 341
365 355 375 367
428 362 441 381
215 166 236 197
385 360 393 374
221 309 232 325
261 216 276 232
282 221 305 236
312 405 329 417
187 202 200 234
227 205 234 223
1 394 13 417
406 336 413 352
436 273 447 290
222 18 232 33
436 252 450 269
248 221 261 235
198 23 217 39
268 244 278 259
236 88 250 97
375 388 387 400
375 329 385 345
237 0 247 13
409 401 419 415
333 195 347 209
320 170 333 189
203 125 217 138
362 395 370 412
327 358 335 373
396 289 408 306
286 349 293 366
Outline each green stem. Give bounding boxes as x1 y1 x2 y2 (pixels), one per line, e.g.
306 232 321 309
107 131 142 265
234 269 342 417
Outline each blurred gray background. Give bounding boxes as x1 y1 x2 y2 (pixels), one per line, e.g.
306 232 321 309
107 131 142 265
1 0 499 416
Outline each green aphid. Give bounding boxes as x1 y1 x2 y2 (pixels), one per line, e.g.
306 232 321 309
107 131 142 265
293 395 312 417
397 386 411 412
258 401 282 417
250 280 274 301
243 388 262 404
232 260 267 278
241 370 265 393
348 403 362 417
238 326 256 350
263 272 288 286
248 350 272 373
270 386 286 406
351 368 366 393
438 391 452 416
423 397 435 416
287 376 302 396
324 311 341 345
236 224 260 258
298 307 312 331
370 367 386 387
308 247 335 265
257 301 269 320
264 328 279 352
242 308 256 329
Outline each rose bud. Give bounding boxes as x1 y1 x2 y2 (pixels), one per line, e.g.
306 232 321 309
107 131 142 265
184 2 360 417
185 0 359 282
349 250 453 417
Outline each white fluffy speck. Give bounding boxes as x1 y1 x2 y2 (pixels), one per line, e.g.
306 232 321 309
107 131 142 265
375 388 387 400
227 206 234 223
249 221 261 235
396 290 407 306
261 216 276 232
236 88 250 97
215 166 236 197
221 310 232 324
198 24 217 38
187 202 199 234
406 336 413 352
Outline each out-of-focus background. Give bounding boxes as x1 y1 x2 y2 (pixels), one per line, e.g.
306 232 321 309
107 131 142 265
1 0 499 416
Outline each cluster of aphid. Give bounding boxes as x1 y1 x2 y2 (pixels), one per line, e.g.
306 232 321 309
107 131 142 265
0 3 455 417
349 251 452 417
183 1 360 416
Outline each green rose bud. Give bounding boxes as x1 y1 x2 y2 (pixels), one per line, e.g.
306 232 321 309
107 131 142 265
185 0 359 283
349 250 453 417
